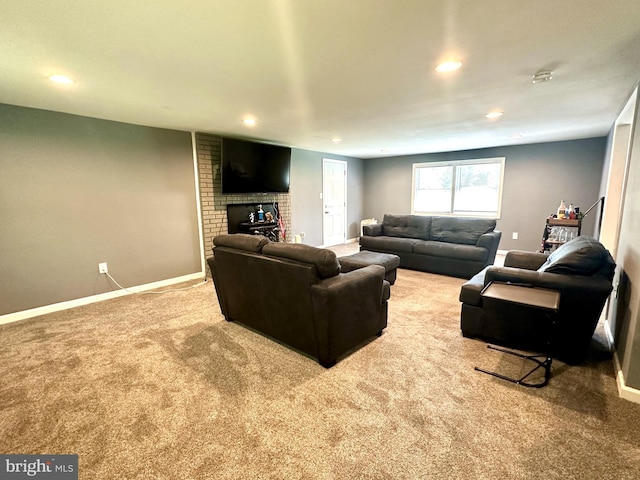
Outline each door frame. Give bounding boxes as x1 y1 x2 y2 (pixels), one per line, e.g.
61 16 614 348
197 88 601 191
602 85 640 404
600 88 637 258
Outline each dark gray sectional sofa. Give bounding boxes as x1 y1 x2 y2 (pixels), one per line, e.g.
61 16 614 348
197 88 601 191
360 214 502 278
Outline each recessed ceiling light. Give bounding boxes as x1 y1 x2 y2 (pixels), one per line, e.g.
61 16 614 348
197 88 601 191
532 70 553 83
511 133 524 139
435 61 462 73
331 137 342 143
242 118 257 126
485 111 504 119
48 74 74 84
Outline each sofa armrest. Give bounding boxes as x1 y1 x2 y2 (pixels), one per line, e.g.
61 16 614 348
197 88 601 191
476 230 502 265
503 250 548 270
311 265 388 365
362 223 383 237
312 265 388 308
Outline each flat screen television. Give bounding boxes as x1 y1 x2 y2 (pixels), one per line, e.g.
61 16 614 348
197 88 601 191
221 137 291 194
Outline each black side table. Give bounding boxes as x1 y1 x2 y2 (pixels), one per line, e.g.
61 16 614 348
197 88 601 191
475 282 561 388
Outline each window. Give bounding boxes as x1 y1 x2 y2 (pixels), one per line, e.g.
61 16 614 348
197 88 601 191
412 157 505 218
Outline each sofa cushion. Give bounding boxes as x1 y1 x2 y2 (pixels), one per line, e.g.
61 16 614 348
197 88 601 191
413 240 487 262
537 236 615 279
431 217 496 245
382 214 431 240
214 233 269 253
359 235 421 253
262 243 341 279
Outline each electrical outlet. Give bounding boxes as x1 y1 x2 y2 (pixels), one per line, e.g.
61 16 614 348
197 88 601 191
98 262 108 274
512 232 519 240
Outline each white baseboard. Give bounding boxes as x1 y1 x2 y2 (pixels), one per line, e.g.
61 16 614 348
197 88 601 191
614 357 640 404
0 272 205 326
604 318 640 405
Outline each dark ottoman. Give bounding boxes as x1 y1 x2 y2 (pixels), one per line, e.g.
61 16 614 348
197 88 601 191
339 251 401 285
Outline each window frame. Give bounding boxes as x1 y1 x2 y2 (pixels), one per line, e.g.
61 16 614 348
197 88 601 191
411 157 505 218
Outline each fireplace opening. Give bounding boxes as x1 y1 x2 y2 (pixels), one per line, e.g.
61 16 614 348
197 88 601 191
226 202 280 242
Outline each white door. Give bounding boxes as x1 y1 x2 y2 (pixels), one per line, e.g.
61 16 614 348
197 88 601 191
323 159 347 247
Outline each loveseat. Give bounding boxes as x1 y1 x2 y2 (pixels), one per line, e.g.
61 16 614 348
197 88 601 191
459 236 615 364
207 234 390 367
360 214 502 278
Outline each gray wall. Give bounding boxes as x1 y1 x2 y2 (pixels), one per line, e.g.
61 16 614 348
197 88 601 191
0 104 201 316
0 103 610 324
290 148 364 246
363 138 607 252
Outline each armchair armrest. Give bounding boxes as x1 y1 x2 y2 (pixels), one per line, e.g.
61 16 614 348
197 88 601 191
362 223 383 237
484 267 613 298
503 250 548 270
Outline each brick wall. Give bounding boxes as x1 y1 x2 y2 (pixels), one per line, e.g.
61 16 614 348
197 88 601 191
194 132 291 275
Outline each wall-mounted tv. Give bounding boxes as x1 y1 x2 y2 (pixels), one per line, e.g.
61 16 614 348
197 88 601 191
221 137 291 194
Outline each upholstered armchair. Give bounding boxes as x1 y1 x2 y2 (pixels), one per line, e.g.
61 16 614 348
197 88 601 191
459 236 615 364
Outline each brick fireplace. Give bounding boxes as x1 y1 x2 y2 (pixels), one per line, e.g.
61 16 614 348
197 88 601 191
194 133 291 274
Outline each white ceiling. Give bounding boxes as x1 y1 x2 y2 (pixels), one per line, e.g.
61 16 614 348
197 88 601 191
1 0 639 158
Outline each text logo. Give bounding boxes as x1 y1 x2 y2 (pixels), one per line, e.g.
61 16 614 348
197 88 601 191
1 455 78 479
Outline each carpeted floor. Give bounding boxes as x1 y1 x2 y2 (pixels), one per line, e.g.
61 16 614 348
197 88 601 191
1 250 639 479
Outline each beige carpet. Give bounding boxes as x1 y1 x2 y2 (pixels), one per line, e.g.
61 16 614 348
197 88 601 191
1 265 639 479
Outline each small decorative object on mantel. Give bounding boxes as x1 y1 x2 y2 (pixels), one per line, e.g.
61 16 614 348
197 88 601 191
249 212 255 223
265 212 274 222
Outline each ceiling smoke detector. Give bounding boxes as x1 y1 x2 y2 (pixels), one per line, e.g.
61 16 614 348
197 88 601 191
532 70 553 83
